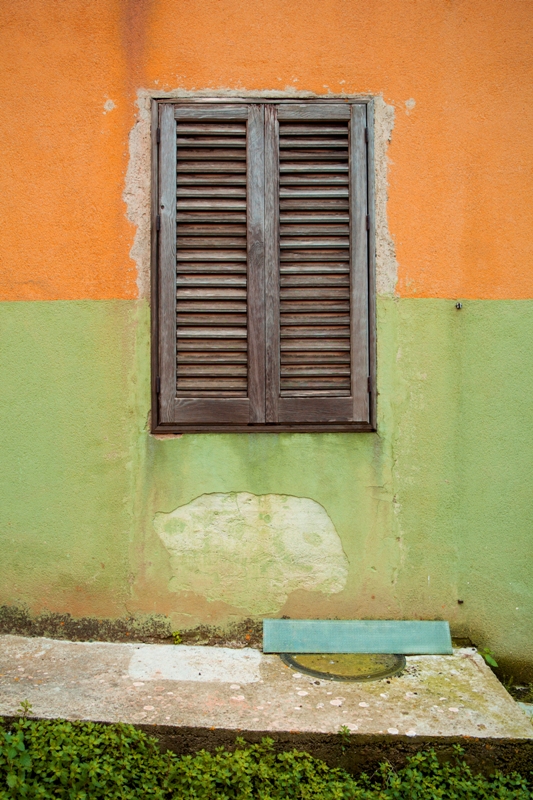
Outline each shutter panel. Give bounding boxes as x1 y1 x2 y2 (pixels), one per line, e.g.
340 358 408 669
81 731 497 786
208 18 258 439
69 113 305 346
265 104 370 424
157 100 373 431
158 104 265 426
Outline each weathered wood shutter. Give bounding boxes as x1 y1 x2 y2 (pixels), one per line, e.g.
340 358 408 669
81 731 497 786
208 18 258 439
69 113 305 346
265 104 370 424
156 100 372 431
158 103 265 424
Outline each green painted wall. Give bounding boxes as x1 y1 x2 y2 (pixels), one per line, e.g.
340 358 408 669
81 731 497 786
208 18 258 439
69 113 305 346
0 298 532 672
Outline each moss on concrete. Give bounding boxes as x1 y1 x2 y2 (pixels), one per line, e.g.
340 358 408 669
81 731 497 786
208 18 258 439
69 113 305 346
0 604 172 643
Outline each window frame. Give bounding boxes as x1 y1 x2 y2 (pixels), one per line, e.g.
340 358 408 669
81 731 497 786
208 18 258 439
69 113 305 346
151 97 376 434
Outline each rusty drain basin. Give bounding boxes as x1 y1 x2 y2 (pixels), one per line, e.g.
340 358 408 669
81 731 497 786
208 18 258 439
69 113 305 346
280 652 406 682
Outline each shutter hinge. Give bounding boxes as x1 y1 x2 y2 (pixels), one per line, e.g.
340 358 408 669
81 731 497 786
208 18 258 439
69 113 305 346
366 215 370 231
156 215 161 231
364 127 369 144
156 127 160 143
367 377 371 394
156 376 161 394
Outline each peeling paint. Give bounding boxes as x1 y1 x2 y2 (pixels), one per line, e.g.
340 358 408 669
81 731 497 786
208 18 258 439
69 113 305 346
154 492 349 614
124 89 397 299
124 95 152 299
373 96 397 295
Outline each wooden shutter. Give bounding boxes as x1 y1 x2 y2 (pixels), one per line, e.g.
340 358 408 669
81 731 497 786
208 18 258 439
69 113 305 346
155 100 373 432
158 103 265 425
265 104 370 424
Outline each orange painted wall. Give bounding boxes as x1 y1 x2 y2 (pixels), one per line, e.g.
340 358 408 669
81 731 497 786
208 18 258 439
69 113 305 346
1 0 532 301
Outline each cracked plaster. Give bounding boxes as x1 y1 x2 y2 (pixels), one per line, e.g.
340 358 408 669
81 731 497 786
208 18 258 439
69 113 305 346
124 88 397 299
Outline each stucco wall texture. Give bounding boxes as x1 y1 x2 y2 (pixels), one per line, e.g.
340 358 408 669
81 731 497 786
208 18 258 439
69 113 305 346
0 1 532 674
2 0 533 301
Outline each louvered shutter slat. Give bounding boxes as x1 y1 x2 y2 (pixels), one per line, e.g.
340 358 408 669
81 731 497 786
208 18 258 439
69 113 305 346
158 105 265 425
265 105 370 422
157 101 371 430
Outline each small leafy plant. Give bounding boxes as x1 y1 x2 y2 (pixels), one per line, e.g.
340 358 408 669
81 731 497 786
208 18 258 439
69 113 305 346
0 718 531 798
338 724 352 753
479 647 499 668
14 701 32 719
172 630 182 645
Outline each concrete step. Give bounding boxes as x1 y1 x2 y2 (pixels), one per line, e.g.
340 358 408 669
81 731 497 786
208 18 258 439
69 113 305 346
0 634 531 774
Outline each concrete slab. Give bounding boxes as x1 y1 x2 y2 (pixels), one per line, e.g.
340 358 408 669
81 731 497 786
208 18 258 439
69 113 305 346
0 634 531 741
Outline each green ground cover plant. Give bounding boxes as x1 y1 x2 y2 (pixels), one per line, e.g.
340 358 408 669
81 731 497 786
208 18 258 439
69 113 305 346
0 717 531 799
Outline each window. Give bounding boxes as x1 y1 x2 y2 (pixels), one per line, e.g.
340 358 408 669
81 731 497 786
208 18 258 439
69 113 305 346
151 99 375 433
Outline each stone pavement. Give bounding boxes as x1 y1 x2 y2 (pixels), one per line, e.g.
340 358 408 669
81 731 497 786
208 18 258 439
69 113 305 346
0 634 531 741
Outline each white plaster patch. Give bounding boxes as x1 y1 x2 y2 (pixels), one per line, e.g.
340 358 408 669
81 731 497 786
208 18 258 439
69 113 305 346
124 94 152 299
103 99 115 113
373 95 397 295
128 644 261 683
125 89 397 298
154 492 349 613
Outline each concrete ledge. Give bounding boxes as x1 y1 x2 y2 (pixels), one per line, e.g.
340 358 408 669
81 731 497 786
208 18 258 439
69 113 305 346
138 726 533 777
0 635 531 775
1 718 532 778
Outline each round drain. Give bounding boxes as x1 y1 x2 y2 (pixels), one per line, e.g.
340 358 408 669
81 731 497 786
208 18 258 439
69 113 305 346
280 652 406 682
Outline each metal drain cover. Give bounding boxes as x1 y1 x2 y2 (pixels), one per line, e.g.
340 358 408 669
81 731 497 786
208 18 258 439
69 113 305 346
280 652 406 682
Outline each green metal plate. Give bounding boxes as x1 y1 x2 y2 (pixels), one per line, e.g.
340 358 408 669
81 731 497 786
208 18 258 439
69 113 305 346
280 652 406 682
263 619 453 654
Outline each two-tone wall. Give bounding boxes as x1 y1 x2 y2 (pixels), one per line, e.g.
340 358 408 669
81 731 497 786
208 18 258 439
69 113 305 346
1 0 532 676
